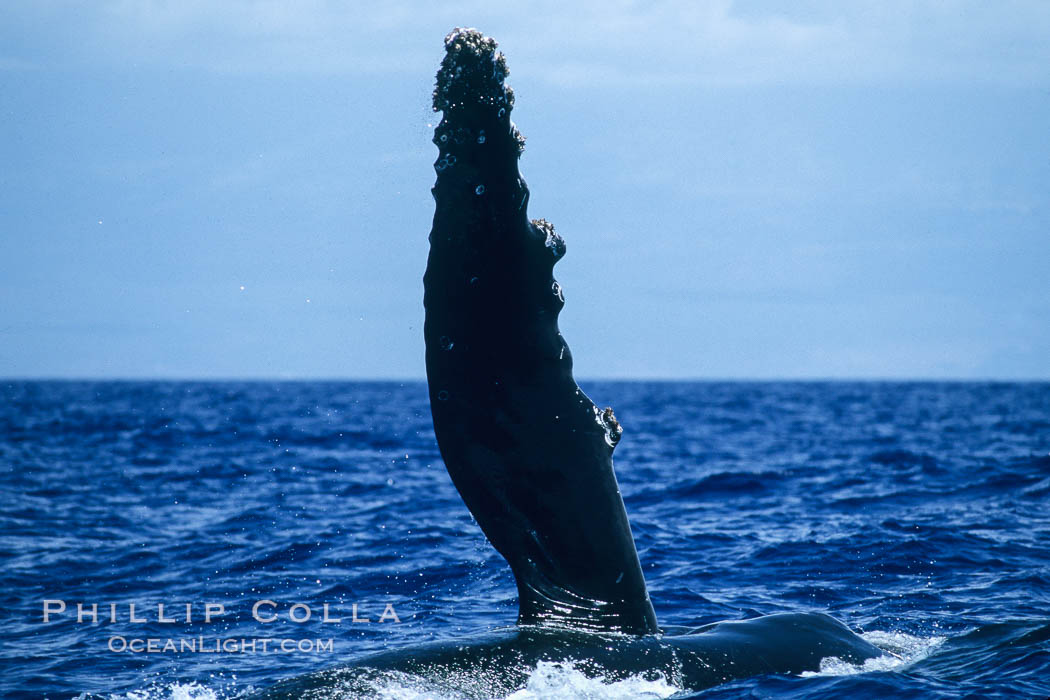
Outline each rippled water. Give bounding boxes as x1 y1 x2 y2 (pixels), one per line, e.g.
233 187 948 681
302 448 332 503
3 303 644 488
2 381 1048 698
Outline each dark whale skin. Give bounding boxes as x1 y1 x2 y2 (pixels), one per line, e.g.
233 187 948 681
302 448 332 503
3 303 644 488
423 28 659 635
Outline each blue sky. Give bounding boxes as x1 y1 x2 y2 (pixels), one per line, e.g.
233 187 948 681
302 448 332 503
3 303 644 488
2 1 1048 379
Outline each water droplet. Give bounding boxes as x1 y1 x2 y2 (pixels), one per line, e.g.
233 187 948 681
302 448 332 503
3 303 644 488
439 133 448 143
437 390 450 401
469 276 479 285
439 335 454 351
446 154 456 165
475 185 485 195
552 281 564 302
477 130 486 144
498 107 506 119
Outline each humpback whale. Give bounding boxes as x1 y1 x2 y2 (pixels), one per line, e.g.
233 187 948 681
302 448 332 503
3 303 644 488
253 28 889 698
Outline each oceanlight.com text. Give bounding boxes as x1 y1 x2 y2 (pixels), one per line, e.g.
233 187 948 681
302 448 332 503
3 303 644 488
107 636 335 654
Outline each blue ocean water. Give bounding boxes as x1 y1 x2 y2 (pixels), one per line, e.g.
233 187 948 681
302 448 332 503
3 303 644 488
1 380 1048 699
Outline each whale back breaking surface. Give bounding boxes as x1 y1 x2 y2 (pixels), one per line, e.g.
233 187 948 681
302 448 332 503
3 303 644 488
251 612 891 698
423 28 659 635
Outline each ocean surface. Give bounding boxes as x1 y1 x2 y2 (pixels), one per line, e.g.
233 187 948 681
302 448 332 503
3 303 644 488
2 380 1049 699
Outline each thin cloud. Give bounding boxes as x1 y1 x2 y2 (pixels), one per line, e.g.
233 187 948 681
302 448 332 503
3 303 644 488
5 1 1048 85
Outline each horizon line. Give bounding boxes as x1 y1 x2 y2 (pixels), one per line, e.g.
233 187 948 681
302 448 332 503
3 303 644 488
3 376 1049 384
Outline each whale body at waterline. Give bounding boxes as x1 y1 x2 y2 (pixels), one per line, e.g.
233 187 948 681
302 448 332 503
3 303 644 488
256 614 887 698
253 28 889 698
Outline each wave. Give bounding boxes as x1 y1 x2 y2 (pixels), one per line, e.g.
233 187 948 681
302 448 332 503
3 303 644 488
76 681 227 700
800 630 946 677
85 662 680 700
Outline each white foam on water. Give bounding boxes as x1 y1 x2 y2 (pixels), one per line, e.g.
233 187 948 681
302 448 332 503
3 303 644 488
85 661 677 700
366 670 461 700
88 682 223 700
800 630 946 678
361 660 679 700
506 661 679 700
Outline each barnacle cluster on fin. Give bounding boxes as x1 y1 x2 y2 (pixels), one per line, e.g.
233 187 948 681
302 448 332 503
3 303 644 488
596 407 624 447
531 218 566 260
433 28 514 113
432 28 526 155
